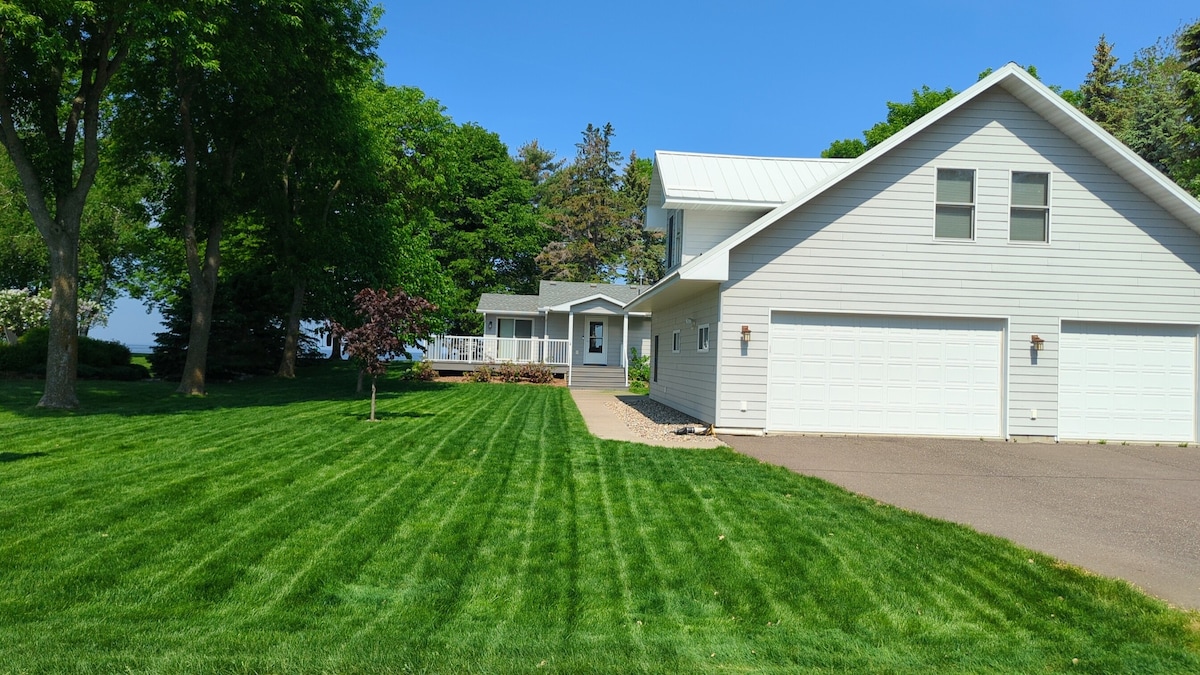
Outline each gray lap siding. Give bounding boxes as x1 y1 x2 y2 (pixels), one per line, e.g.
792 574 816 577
716 88 1200 434
650 287 720 423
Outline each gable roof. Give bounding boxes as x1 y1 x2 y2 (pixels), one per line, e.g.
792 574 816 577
536 280 645 307
476 281 647 314
629 63 1200 311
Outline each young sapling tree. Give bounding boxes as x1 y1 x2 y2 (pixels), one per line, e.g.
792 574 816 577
328 287 436 421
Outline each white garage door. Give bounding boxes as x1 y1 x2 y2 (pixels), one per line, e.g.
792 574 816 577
1059 322 1196 442
768 314 1003 436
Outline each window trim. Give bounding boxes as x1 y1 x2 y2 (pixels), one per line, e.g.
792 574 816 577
671 329 680 353
1008 170 1052 244
933 167 976 242
697 323 710 353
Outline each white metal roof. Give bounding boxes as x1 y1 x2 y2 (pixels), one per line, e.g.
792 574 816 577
629 63 1200 312
651 151 850 208
646 151 852 230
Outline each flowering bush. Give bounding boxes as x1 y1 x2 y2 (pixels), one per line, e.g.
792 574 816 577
0 288 109 345
0 289 49 345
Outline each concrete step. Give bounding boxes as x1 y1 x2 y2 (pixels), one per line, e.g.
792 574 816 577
570 367 627 390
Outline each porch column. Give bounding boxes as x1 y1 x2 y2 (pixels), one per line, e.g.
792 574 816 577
567 312 574 386
622 312 629 387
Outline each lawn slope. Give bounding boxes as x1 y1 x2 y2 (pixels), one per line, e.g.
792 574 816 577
0 365 1197 673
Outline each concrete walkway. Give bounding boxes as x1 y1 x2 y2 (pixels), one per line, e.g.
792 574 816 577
726 434 1200 610
569 389 724 448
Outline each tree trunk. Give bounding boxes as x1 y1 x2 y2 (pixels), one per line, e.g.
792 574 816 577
3 328 17 346
40 230 81 409
177 269 216 395
369 376 377 421
175 86 227 396
329 333 343 360
276 278 307 378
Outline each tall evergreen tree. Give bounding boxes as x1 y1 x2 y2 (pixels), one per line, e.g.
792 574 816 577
538 123 625 282
616 153 662 285
1175 21 1200 195
1080 36 1123 135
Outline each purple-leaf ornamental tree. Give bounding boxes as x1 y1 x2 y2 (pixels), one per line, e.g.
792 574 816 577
327 288 436 421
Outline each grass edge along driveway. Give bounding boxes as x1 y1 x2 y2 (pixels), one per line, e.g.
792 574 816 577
0 364 1197 673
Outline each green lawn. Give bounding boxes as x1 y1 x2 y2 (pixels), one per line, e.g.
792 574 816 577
1 364 1197 673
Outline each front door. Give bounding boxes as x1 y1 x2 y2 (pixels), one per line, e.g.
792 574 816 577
585 318 607 365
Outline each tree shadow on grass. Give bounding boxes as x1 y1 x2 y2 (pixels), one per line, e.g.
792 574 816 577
340 410 437 422
0 362 457 418
0 451 49 463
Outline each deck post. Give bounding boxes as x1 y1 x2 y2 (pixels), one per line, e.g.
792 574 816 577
567 312 574 386
622 313 629 387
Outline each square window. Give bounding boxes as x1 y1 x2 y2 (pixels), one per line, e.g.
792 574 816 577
935 169 975 239
672 330 680 353
1011 172 1049 242
697 324 710 352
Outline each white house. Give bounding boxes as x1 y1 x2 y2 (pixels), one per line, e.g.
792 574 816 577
429 280 651 388
627 63 1200 442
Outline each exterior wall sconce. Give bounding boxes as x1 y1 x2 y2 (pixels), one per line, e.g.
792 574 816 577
1031 334 1045 351
741 325 752 342
487 319 494 332
685 317 695 327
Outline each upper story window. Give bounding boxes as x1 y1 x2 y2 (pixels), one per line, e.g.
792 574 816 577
666 211 683 269
1010 172 1050 242
935 169 975 239
697 324 710 352
671 330 680 352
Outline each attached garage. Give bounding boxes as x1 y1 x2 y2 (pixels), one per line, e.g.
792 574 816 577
1059 322 1197 442
767 313 1004 437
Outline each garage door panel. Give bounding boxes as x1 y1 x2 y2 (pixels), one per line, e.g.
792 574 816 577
768 314 1003 436
1059 322 1196 442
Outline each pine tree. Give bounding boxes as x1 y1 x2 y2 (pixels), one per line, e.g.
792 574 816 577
1080 35 1123 134
538 123 625 282
616 153 662 285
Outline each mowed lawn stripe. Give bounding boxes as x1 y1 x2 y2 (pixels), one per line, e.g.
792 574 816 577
147 384 486 607
336 384 533 661
3 395 401 591
0 366 1198 673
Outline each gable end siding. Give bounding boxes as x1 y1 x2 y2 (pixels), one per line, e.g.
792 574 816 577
717 88 1200 434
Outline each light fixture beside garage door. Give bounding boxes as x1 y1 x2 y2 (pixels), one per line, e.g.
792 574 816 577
1030 334 1045 351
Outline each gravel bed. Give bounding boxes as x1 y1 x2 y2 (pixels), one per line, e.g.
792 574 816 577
605 395 722 444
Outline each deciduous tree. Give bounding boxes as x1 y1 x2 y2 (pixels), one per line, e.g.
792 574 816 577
328 287 436 421
0 1 159 407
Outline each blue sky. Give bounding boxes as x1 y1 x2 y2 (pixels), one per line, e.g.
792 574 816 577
91 0 1197 348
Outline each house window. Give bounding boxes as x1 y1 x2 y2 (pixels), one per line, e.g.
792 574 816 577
652 335 659 382
697 324 710 352
672 330 680 352
1010 172 1050 242
935 168 975 239
666 211 683 269
497 318 533 339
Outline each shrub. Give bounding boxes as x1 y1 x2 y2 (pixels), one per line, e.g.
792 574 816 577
628 347 650 384
409 360 436 381
465 366 494 382
0 327 147 380
496 362 521 383
520 363 555 384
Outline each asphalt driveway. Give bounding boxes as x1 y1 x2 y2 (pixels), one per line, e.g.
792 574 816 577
724 434 1200 610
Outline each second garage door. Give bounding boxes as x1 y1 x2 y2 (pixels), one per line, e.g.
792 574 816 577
768 313 1004 436
1059 322 1196 442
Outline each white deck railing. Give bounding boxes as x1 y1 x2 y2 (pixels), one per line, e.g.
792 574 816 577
428 335 571 366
